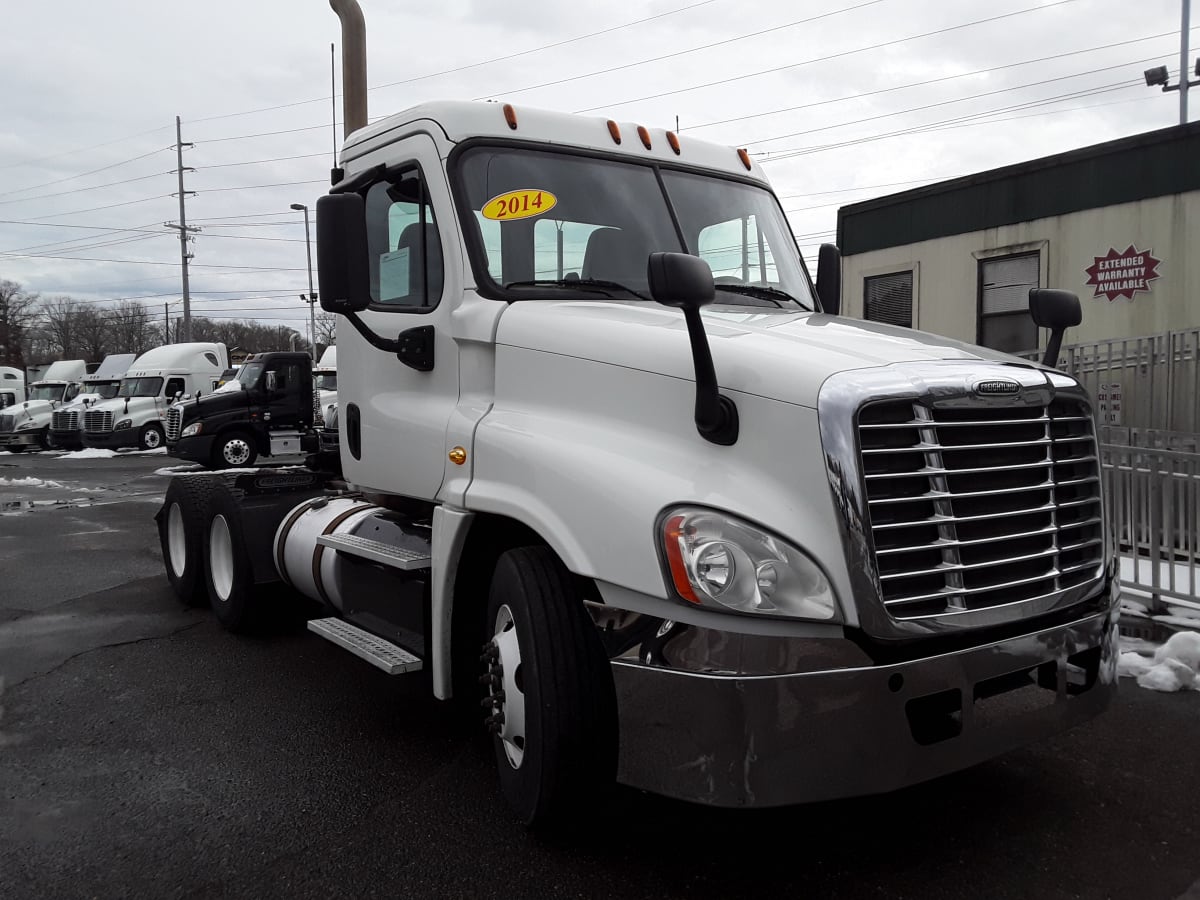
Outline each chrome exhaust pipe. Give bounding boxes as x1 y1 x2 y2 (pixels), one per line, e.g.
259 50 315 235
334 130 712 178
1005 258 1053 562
330 0 367 137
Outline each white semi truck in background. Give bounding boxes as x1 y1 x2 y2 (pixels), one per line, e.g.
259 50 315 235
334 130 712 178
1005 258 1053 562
156 0 1116 826
49 353 137 450
0 367 25 409
0 359 87 452
82 343 228 452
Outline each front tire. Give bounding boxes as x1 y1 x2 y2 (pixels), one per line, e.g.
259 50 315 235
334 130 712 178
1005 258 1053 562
138 422 164 451
157 475 218 607
212 432 257 469
482 546 617 826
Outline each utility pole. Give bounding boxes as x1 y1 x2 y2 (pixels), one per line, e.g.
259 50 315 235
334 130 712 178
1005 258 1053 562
165 116 199 342
1181 0 1192 124
164 302 169 345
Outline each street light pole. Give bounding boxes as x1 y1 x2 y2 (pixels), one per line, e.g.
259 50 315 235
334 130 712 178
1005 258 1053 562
291 202 318 361
1181 0 1192 125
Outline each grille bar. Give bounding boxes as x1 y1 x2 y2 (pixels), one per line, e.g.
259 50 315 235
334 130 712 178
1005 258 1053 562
165 406 182 442
858 395 1105 622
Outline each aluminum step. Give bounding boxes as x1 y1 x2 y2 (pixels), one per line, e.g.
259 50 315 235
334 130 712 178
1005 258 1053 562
307 617 424 674
316 533 432 570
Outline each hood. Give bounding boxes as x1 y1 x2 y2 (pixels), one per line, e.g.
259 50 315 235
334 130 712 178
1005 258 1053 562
179 386 250 427
494 300 1035 408
87 396 163 418
11 400 55 423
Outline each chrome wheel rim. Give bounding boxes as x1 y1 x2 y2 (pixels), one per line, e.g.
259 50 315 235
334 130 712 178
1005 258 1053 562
209 515 234 602
485 604 527 769
222 439 250 466
167 502 187 578
143 428 162 449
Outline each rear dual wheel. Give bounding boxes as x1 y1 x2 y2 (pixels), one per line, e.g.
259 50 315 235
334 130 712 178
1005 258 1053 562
158 475 218 607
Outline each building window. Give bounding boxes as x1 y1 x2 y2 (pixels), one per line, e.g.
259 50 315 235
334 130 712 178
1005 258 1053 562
864 271 913 327
979 252 1039 353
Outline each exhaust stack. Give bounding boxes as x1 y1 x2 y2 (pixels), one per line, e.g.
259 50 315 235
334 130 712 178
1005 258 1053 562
330 0 367 137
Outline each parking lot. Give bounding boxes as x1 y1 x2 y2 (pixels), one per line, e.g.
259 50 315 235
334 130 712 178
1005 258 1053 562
0 450 1198 900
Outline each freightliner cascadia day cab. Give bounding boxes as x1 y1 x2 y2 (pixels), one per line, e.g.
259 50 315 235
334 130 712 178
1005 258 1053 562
166 351 319 468
0 359 87 452
82 343 227 452
155 1 1116 825
49 353 137 450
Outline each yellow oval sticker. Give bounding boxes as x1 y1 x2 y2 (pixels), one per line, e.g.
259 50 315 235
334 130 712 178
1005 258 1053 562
481 189 557 222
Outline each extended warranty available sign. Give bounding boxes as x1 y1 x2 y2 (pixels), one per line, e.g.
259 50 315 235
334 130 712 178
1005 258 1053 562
1084 245 1162 302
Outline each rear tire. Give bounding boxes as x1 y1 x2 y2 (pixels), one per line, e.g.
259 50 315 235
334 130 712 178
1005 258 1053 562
139 422 165 451
157 475 219 607
203 487 259 632
212 432 257 469
482 546 617 826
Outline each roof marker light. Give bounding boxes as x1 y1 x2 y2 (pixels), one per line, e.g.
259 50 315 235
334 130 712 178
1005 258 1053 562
666 131 681 155
737 148 752 171
502 104 518 130
607 120 622 144
637 125 652 150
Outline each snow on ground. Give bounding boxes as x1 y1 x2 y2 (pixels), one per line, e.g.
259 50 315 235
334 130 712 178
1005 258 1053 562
1118 631 1200 693
0 476 66 488
154 465 204 476
54 449 119 460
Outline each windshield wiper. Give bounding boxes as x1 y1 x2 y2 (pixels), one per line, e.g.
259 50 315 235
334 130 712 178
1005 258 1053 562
713 284 802 309
504 278 653 302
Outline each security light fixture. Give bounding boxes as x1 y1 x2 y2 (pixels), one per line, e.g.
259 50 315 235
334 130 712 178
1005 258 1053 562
1144 65 1170 87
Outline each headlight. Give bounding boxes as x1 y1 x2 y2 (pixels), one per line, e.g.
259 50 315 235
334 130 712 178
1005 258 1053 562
17 419 37 430
114 418 133 430
181 422 202 437
659 506 840 622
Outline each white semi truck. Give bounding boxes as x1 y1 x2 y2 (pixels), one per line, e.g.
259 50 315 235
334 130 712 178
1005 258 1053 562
82 343 227 452
48 353 137 450
156 1 1116 826
0 359 87 452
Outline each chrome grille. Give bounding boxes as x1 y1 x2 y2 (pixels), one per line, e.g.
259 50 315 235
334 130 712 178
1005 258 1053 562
83 409 114 433
165 406 182 441
52 410 79 431
858 398 1104 621
0 414 13 433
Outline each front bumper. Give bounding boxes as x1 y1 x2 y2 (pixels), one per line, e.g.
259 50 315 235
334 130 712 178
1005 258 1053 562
612 595 1118 808
167 434 215 464
82 429 139 450
0 430 41 450
49 429 83 450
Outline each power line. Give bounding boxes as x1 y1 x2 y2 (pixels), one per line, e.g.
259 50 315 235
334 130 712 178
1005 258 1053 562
198 152 329 170
0 170 175 207
0 251 304 271
473 0 890 101
21 194 175 221
573 0 1084 113
0 147 173 200
0 127 172 173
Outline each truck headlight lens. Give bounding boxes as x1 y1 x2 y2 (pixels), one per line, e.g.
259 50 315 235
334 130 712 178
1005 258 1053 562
114 418 133 430
659 507 840 622
17 419 36 430
181 422 202 437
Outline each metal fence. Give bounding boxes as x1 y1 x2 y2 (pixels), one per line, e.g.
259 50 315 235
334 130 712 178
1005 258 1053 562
1022 328 1200 433
1100 434 1200 616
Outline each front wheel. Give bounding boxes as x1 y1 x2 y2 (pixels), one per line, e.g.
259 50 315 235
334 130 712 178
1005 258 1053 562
212 432 257 469
138 422 164 451
481 546 617 826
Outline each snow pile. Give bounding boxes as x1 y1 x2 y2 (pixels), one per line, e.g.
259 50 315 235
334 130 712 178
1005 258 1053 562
1118 631 1200 693
117 447 167 455
55 448 118 459
154 465 203 476
0 476 66 488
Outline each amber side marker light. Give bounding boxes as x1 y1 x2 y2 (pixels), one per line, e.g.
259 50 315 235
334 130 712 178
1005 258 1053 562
502 104 518 130
737 148 752 171
663 514 700 604
637 125 652 150
666 131 681 155
607 119 622 144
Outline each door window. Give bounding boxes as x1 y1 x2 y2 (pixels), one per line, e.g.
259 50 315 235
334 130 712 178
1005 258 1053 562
366 168 444 309
165 377 185 398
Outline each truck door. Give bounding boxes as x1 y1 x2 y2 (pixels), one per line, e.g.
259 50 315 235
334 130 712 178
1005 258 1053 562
340 134 462 501
264 359 306 429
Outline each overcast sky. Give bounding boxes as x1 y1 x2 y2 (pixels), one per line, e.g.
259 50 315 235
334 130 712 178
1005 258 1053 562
0 0 1193 336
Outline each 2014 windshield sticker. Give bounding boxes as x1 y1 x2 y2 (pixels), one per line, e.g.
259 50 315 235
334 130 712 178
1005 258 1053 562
481 189 557 221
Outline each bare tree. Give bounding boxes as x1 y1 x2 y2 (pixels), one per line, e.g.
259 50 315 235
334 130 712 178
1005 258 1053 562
0 279 40 368
315 311 337 348
109 301 155 356
42 296 83 359
76 307 112 362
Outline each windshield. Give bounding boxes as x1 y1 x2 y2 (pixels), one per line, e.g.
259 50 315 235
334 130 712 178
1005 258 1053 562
28 383 66 402
313 372 337 392
237 363 264 389
82 381 121 400
455 146 814 309
118 377 164 398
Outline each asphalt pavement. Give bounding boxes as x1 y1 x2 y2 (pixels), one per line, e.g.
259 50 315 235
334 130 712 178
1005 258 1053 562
1 449 1198 900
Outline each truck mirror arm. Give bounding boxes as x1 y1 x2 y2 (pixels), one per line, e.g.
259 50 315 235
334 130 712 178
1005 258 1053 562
681 306 739 446
343 312 435 372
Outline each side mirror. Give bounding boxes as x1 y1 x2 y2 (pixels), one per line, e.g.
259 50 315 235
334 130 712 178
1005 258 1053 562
647 252 737 446
815 243 841 315
1028 289 1081 369
316 193 371 314
647 251 715 309
265 371 278 393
